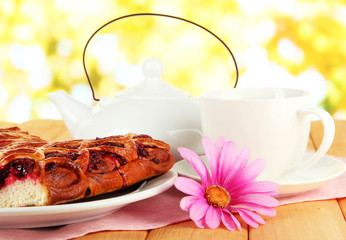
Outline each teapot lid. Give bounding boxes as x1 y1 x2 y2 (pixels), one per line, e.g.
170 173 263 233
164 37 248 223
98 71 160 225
116 58 189 99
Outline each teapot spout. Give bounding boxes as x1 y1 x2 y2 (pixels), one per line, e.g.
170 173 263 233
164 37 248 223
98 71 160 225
47 90 92 136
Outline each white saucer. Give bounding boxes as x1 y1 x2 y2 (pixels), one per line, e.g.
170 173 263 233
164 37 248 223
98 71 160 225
173 153 346 197
0 170 177 228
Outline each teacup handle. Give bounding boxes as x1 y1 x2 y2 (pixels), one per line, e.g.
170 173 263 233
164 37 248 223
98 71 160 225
285 108 335 175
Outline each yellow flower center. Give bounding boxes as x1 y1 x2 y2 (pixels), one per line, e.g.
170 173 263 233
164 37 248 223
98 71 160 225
205 185 230 208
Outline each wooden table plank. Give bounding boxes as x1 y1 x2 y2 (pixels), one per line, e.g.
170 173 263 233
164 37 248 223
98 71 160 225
147 220 248 240
250 200 346 240
310 120 346 158
0 119 72 141
310 120 346 222
19 119 73 141
72 230 147 240
0 121 17 128
337 198 346 221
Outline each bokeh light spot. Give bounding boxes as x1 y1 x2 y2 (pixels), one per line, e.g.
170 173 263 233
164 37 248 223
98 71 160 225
277 38 304 64
9 95 32 123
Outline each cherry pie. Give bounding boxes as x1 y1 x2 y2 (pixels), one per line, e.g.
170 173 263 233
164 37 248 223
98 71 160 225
0 127 174 207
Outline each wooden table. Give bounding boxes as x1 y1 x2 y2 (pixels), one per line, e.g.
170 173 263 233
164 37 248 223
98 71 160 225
1 119 346 240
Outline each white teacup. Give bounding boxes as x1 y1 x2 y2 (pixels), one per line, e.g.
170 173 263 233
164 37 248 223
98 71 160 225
200 88 335 182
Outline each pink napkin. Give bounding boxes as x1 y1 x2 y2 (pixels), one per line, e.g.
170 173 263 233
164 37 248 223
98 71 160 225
0 156 345 240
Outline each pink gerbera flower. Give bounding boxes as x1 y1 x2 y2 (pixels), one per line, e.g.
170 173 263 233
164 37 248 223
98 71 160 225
174 136 279 231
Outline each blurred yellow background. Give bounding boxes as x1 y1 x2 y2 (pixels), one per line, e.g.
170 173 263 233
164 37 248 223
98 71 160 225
0 0 345 123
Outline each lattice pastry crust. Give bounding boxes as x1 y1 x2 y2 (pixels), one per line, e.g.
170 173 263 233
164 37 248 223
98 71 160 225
0 127 174 207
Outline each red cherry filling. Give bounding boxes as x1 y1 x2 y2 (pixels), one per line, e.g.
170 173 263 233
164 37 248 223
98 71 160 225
0 158 35 188
135 142 149 158
135 142 159 158
45 162 58 171
87 151 128 172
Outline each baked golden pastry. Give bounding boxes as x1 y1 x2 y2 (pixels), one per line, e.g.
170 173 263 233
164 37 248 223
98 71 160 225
0 127 174 207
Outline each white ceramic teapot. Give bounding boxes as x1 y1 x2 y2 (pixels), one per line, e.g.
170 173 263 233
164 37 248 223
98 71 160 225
48 13 239 160
48 58 203 160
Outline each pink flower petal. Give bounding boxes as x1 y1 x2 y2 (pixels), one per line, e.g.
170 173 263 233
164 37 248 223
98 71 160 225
180 196 200 211
231 181 279 196
218 141 237 184
202 136 219 185
238 211 258 228
178 147 211 186
222 209 242 231
221 149 244 186
233 202 277 217
205 206 221 229
220 211 237 231
174 177 204 197
194 218 207 228
231 194 279 207
237 146 250 169
215 136 227 152
237 209 265 228
226 158 266 188
190 198 209 221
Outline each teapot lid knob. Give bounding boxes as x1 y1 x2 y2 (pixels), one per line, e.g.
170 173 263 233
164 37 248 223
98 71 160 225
116 57 189 99
142 57 164 78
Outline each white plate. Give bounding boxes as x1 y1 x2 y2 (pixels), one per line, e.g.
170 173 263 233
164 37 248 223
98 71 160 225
0 170 177 228
173 153 346 197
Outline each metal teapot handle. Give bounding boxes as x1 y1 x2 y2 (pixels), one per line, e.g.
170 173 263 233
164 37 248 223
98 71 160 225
83 13 239 101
